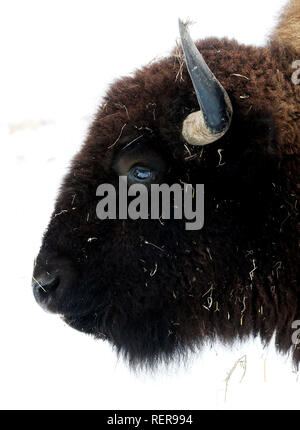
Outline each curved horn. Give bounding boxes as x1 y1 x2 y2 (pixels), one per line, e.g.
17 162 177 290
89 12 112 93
179 19 233 146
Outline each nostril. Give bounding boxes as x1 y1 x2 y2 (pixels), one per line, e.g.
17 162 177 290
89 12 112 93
32 274 60 295
32 256 77 312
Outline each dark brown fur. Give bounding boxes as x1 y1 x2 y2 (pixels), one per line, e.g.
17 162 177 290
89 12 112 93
34 1 300 367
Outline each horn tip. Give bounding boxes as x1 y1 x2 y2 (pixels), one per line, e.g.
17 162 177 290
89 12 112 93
178 18 188 37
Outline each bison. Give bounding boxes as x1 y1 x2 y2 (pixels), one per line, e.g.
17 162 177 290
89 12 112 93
32 0 300 368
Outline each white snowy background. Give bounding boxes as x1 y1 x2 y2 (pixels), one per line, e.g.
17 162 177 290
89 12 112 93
1 0 299 410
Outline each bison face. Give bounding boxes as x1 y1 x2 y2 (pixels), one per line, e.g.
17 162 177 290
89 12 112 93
32 24 298 366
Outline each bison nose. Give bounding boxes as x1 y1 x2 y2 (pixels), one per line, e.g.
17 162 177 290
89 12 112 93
32 274 60 307
32 255 77 312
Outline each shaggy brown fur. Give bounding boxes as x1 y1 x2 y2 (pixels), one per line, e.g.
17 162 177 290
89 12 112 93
33 1 300 368
272 0 300 52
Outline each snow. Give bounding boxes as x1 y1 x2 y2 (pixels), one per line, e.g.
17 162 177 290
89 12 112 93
1 0 299 410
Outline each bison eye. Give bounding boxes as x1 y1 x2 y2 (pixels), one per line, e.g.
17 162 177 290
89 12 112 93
113 142 166 184
129 165 156 183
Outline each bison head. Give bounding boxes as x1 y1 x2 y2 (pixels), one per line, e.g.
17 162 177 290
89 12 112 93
32 19 299 367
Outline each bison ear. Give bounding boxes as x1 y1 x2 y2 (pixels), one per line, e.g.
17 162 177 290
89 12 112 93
244 113 277 157
178 19 233 146
238 113 280 184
